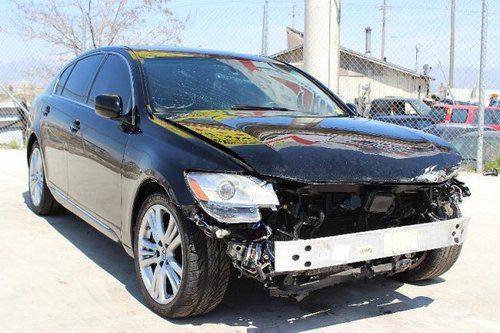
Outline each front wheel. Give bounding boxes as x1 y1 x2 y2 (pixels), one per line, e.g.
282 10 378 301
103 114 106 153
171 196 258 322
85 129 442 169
133 192 230 318
396 201 463 282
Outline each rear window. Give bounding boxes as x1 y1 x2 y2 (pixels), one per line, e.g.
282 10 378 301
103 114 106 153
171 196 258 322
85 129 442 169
54 63 75 95
450 109 468 123
62 55 104 103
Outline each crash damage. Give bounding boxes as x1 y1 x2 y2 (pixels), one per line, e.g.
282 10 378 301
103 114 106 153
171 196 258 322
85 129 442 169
184 176 470 300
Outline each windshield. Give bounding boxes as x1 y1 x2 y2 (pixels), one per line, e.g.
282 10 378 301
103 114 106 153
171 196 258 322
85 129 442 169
473 109 500 125
142 56 347 117
410 99 431 116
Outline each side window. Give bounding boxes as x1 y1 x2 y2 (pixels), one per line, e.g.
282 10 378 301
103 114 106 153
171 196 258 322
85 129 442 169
54 63 75 95
450 109 468 123
62 55 104 103
88 55 132 113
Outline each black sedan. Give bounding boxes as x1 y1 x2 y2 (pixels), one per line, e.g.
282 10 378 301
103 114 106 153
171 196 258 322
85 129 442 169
27 46 470 318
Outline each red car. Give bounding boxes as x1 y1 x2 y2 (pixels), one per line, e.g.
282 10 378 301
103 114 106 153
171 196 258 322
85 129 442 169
430 104 500 130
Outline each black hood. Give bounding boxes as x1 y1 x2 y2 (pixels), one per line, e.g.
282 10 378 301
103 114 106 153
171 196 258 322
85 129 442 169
164 110 462 184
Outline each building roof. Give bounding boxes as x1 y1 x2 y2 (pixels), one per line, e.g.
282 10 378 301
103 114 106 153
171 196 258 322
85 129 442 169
271 27 432 80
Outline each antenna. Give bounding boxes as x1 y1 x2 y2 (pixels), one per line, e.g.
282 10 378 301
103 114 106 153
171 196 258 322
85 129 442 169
261 0 269 56
292 1 296 29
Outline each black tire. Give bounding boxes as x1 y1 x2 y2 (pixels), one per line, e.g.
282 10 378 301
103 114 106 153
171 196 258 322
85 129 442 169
396 202 463 282
133 192 230 318
28 141 60 215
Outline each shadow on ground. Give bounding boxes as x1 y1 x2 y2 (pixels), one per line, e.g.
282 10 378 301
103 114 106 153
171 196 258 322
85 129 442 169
23 191 438 332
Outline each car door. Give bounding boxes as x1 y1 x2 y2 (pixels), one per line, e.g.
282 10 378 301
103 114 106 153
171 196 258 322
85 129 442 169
67 54 133 227
40 63 75 194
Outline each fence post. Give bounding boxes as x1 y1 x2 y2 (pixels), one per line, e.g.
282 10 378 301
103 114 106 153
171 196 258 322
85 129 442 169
476 0 488 174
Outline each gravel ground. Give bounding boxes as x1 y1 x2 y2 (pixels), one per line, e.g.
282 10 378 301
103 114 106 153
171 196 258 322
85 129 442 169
0 148 499 333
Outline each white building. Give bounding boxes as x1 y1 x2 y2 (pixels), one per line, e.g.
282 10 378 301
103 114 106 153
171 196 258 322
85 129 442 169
272 28 432 107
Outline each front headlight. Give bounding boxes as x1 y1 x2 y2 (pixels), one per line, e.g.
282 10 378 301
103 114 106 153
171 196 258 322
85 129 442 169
186 172 279 223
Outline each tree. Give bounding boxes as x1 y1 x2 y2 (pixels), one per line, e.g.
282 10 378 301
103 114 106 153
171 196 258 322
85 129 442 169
9 0 187 56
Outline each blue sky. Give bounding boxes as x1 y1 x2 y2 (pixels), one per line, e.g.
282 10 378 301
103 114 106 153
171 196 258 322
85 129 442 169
0 0 498 88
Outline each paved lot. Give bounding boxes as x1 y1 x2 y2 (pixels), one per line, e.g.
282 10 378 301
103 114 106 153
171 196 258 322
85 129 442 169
0 148 499 333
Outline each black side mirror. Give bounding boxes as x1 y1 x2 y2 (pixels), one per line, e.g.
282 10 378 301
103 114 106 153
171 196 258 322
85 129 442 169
95 94 122 119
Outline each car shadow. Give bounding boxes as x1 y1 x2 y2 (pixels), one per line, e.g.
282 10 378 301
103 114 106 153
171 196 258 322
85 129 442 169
23 191 437 332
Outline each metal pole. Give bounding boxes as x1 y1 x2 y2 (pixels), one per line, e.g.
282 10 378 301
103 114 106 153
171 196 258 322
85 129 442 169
415 44 420 72
381 0 386 60
476 0 488 173
261 0 269 56
449 0 456 88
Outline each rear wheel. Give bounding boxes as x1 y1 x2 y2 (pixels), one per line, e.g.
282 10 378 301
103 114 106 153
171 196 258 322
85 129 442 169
396 202 463 282
134 192 230 318
28 142 59 215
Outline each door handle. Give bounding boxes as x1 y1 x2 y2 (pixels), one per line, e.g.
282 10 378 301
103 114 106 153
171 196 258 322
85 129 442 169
42 106 50 116
70 119 80 133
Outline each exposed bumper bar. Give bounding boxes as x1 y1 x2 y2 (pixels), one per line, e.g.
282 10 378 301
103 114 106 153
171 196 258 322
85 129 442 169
274 217 470 273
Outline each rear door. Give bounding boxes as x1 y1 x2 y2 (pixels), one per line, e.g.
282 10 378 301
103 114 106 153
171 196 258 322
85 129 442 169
60 54 106 209
68 54 133 227
40 63 75 194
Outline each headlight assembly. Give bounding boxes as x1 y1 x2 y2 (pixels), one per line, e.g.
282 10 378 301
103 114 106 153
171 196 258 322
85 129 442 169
186 172 279 223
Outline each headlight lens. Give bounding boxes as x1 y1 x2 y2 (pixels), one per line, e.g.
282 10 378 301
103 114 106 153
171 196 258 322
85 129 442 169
186 172 279 223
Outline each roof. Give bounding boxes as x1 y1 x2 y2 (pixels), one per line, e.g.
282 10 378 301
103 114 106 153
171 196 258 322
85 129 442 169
272 45 430 79
86 46 276 63
272 27 432 80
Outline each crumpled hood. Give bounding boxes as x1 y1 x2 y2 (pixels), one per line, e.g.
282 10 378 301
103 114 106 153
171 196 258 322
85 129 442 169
165 110 462 183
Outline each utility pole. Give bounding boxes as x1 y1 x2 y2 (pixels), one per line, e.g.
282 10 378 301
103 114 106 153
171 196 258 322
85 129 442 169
261 0 269 56
449 0 456 88
477 0 488 173
304 0 340 91
291 1 296 29
415 44 421 72
381 0 387 60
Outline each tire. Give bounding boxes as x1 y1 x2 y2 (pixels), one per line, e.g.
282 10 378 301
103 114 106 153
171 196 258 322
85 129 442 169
28 142 60 215
133 192 230 318
396 202 463 282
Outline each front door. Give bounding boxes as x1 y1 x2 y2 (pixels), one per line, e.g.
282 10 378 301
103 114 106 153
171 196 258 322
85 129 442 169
67 54 133 227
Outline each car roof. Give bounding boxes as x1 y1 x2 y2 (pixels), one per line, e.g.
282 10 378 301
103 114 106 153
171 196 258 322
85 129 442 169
372 97 419 102
83 45 277 63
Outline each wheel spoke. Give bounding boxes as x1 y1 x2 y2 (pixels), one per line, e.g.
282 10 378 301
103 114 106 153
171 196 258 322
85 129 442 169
166 234 181 252
167 257 182 276
164 217 178 245
139 256 158 268
165 264 180 294
149 264 161 299
139 239 156 251
150 207 165 243
139 249 156 257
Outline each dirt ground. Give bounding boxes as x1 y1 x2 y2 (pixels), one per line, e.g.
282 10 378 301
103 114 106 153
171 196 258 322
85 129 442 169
0 148 499 333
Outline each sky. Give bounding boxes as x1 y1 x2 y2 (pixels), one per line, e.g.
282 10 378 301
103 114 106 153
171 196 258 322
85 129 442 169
0 0 499 89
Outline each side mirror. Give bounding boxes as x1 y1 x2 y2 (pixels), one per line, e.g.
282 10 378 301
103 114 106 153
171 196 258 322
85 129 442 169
95 94 122 119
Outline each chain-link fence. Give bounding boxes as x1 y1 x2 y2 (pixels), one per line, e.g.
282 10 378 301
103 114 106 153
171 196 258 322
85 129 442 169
0 0 498 171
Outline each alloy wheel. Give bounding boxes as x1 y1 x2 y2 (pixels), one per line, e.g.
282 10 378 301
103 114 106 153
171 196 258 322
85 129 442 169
138 204 183 304
29 147 44 207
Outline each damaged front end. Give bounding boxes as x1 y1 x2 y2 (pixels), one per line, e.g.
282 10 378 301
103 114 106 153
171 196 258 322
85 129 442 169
184 173 471 301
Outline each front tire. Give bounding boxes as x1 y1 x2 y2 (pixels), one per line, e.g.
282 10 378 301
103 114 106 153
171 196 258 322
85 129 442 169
396 202 463 282
28 142 59 215
134 192 230 318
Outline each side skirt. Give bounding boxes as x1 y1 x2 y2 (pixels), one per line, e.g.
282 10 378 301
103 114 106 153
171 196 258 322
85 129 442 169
49 184 120 242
